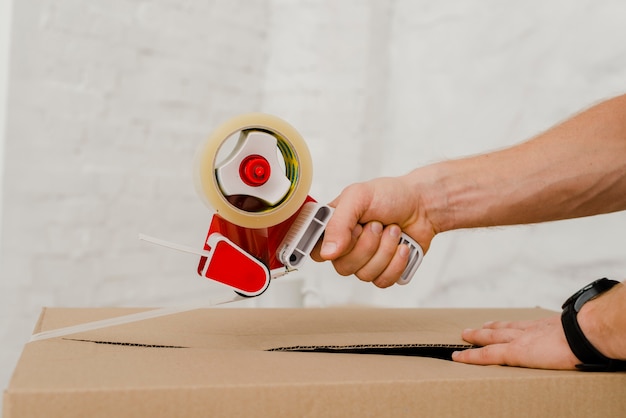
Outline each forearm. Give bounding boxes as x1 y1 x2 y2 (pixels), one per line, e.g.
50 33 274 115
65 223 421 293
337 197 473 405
411 94 626 233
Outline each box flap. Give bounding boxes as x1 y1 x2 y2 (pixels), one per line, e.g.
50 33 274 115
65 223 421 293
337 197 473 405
28 306 550 349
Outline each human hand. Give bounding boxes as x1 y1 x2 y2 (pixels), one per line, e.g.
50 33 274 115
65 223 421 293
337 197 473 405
311 175 438 288
452 315 579 370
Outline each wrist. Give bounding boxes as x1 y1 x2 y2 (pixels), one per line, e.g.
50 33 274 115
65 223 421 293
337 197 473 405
403 163 456 235
408 158 500 233
577 283 626 361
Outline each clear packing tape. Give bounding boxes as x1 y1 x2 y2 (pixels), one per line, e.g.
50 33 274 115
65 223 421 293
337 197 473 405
29 231 296 342
29 298 245 342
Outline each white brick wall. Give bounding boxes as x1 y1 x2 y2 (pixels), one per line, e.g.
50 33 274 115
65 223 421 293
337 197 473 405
2 0 626 399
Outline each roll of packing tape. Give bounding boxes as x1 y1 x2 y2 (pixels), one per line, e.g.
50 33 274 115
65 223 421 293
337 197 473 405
194 113 313 229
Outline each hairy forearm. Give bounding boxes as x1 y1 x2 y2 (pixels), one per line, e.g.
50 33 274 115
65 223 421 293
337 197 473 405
411 94 626 233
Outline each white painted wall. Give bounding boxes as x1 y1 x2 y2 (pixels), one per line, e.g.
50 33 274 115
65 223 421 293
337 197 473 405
0 0 12 261
0 0 13 406
2 0 626 398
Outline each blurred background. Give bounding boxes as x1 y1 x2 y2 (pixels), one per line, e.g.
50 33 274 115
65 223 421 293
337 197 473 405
2 0 626 397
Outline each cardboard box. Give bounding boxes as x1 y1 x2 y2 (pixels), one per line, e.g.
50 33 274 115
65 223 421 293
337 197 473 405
4 307 626 417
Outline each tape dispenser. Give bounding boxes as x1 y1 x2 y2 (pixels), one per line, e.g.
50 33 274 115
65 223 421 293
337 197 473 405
143 113 424 298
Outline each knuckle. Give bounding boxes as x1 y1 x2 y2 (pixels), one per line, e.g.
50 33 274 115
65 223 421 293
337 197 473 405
375 279 394 289
332 260 356 277
477 346 494 362
355 269 377 283
372 275 394 288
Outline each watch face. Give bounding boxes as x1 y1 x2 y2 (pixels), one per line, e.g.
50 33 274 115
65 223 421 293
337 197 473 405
569 278 618 312
574 287 601 312
562 283 592 310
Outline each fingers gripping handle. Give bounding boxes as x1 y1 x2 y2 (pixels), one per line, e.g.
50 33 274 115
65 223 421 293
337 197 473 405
277 204 424 285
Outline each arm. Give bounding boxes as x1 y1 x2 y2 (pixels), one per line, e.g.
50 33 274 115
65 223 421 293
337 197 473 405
314 94 626 287
433 93 626 231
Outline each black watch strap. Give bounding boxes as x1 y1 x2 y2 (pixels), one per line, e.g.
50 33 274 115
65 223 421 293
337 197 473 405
561 278 626 372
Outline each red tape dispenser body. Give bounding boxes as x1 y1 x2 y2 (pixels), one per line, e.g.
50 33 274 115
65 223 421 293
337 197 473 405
193 114 331 297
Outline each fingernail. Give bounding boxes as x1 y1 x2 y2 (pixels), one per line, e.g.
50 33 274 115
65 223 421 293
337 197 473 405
321 242 337 257
390 225 401 239
451 351 460 360
370 222 383 235
461 328 474 336
398 244 410 257
352 224 363 238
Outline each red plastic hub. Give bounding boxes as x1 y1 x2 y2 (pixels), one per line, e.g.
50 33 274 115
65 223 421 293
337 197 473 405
239 154 271 187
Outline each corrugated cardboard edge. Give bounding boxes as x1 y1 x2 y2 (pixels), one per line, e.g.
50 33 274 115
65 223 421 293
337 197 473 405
268 343 473 361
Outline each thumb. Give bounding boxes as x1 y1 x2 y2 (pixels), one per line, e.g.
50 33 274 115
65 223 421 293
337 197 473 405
319 199 362 260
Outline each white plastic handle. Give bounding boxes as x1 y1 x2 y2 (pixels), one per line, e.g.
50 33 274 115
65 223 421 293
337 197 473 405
396 233 424 285
277 206 424 284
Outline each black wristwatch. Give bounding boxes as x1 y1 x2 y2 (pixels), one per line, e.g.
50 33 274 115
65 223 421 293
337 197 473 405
561 278 625 372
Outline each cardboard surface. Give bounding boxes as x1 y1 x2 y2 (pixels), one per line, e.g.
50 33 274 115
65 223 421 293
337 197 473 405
4 307 626 417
